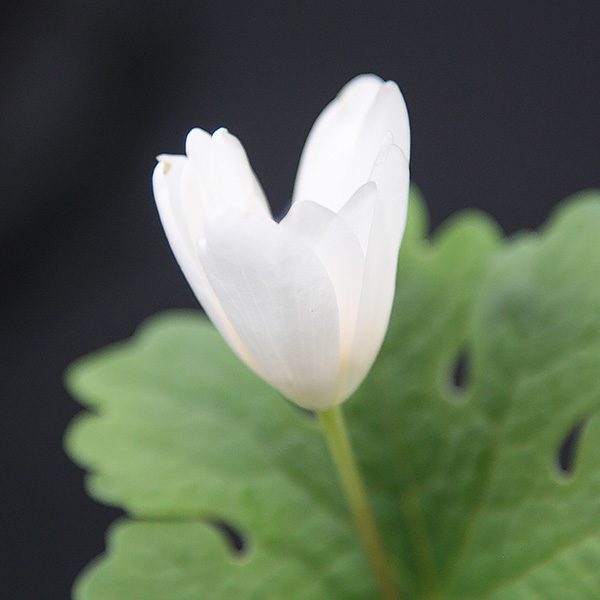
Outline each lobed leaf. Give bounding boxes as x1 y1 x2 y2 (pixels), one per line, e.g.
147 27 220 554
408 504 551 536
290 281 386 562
65 188 600 599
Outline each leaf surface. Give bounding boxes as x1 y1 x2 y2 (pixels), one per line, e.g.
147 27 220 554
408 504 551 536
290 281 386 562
65 189 600 599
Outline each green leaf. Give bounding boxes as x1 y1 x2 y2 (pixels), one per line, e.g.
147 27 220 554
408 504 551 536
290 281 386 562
65 188 600 599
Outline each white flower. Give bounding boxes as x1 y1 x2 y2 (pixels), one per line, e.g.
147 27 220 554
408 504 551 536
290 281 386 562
152 74 410 411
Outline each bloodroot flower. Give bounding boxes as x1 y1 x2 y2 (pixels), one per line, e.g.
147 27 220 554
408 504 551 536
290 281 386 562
153 74 410 411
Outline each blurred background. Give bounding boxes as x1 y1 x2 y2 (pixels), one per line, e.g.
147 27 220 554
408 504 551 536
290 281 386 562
2 1 600 596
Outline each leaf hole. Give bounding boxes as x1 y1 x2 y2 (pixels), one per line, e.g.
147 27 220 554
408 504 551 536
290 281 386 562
557 418 587 477
212 520 247 555
452 350 469 389
447 348 470 400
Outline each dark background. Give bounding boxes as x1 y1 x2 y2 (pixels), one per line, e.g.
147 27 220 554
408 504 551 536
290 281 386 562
2 1 600 597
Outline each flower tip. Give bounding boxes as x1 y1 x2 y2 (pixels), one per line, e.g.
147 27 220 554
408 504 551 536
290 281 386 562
344 73 384 89
213 126 230 138
380 131 409 161
367 136 409 190
382 79 400 91
155 155 171 174
381 130 394 147
185 128 211 158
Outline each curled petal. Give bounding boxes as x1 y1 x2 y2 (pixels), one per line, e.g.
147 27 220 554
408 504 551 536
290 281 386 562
153 155 199 290
292 74 410 212
280 199 367 357
153 149 260 366
337 181 378 255
181 127 271 234
341 141 410 399
198 208 342 410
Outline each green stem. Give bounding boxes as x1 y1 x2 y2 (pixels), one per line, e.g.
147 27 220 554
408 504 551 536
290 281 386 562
318 405 401 600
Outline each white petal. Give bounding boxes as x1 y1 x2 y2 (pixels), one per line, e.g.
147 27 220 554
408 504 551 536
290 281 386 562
181 127 271 236
292 74 410 212
337 181 378 255
341 142 410 398
358 81 411 162
153 155 200 289
280 199 367 357
198 208 342 410
152 155 256 366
